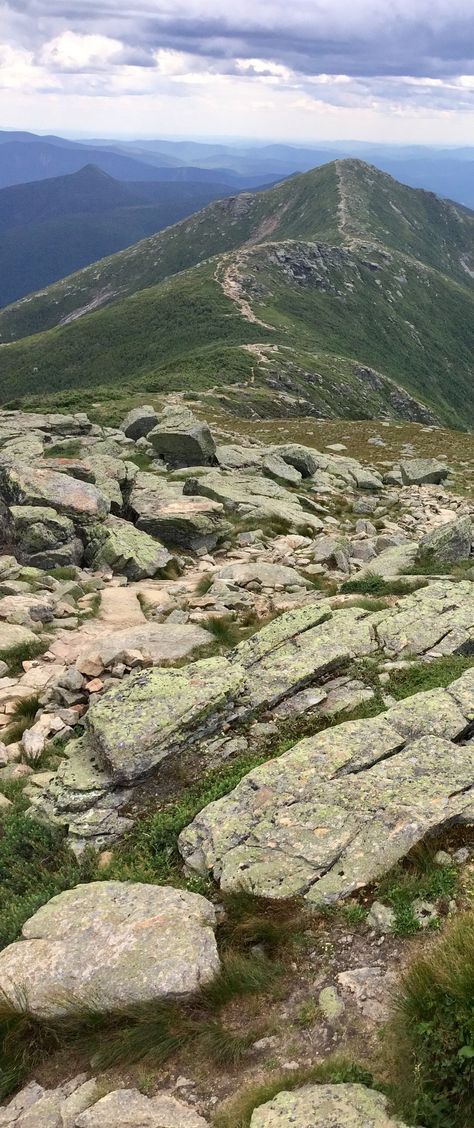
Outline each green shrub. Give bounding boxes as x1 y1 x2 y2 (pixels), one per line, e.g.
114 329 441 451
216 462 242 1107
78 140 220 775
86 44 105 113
389 911 474 1127
340 573 425 597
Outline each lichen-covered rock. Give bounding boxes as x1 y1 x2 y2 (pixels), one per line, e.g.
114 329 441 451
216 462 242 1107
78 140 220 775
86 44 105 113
76 1089 209 1127
120 404 157 440
0 622 39 654
148 406 216 468
0 882 219 1019
374 580 474 655
85 516 175 580
236 608 376 710
179 708 474 902
357 543 418 578
250 1083 414 1126
76 622 212 675
215 562 309 589
262 453 302 485
0 463 110 524
419 515 473 564
184 469 324 533
400 458 449 485
87 656 245 782
130 472 226 551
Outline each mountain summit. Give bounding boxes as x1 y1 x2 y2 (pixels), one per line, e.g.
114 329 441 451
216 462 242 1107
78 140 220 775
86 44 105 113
1 159 474 427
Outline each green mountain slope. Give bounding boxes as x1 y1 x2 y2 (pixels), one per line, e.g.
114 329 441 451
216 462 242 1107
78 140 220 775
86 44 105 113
1 160 474 428
0 166 234 309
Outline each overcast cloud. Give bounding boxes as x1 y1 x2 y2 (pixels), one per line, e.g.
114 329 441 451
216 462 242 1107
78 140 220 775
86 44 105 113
2 0 474 141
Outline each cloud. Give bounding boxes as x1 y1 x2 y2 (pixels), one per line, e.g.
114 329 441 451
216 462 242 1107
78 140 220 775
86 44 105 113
2 0 474 138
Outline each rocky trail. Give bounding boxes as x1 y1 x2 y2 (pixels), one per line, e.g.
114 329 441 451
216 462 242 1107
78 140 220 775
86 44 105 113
0 401 473 1126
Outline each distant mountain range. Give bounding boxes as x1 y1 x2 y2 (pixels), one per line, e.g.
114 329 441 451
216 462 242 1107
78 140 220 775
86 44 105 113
0 165 235 308
2 159 474 430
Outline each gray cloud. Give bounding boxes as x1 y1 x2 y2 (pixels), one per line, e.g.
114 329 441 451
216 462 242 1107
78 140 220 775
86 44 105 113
3 0 474 78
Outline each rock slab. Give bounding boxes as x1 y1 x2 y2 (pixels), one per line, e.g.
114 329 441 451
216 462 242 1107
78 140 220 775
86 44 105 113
0 882 219 1019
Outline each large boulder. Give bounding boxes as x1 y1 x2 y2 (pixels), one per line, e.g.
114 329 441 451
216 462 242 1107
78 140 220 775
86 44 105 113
215 562 310 589
76 1090 209 1127
148 407 216 468
85 516 175 580
0 882 219 1019
250 1083 412 1127
86 656 245 782
179 675 474 902
130 472 226 552
399 458 449 485
120 404 157 440
0 463 109 524
8 505 83 569
0 622 39 655
419 515 473 564
184 470 324 533
273 444 319 477
76 622 212 676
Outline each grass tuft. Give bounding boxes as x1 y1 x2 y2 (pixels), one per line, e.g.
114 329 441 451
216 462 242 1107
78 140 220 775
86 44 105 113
0 639 50 676
203 614 241 648
340 573 426 597
387 911 474 1128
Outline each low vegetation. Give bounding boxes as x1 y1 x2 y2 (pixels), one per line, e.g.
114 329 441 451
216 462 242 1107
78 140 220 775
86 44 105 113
388 912 474 1128
0 639 50 676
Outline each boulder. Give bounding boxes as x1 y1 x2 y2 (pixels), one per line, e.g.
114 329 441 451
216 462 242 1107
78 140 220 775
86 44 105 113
148 407 216 468
86 656 245 782
274 444 319 477
215 444 262 470
184 470 324 533
250 1083 413 1126
215 562 309 589
399 458 449 485
76 623 212 675
179 705 474 902
357 542 418 578
130 473 226 552
0 882 219 1019
0 622 39 655
76 1090 209 1127
8 505 76 563
375 579 474 656
419 515 473 564
120 404 157 440
0 1077 100 1127
0 464 110 524
262 454 302 485
85 516 175 580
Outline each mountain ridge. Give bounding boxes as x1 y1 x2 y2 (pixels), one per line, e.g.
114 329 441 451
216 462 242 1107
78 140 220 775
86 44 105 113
1 159 474 429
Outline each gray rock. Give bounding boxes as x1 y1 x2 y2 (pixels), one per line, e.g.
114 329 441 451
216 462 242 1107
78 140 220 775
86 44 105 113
86 656 245 782
215 562 309 589
274 444 319 477
148 407 216 468
179 716 474 903
76 623 212 675
368 901 396 933
120 404 157 440
130 472 226 552
85 516 175 580
0 463 109 524
76 1089 209 1127
400 458 449 485
0 882 219 1019
357 543 418 578
250 1083 412 1126
419 516 473 565
262 453 302 485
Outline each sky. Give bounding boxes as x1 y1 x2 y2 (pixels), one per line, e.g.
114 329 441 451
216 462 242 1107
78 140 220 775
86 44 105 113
2 0 474 143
